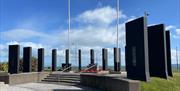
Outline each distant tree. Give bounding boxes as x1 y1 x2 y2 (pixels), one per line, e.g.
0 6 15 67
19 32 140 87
19 56 38 72
0 57 38 72
0 62 8 72
19 58 23 72
31 57 38 72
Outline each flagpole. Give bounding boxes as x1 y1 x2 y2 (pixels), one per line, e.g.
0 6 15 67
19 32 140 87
115 0 120 70
68 0 71 63
176 47 179 70
116 0 119 48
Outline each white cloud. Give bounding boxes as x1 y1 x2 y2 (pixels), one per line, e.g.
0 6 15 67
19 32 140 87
165 25 176 30
0 41 49 56
75 6 126 26
69 24 125 47
176 29 180 35
0 6 128 66
171 49 180 64
0 44 7 57
8 41 47 50
125 16 137 22
172 28 180 39
1 29 48 41
165 25 180 39
1 6 127 48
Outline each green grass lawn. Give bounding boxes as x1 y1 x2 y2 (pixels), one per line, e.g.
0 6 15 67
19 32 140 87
141 72 180 91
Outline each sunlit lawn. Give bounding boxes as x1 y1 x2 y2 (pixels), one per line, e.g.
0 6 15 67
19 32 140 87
141 72 180 91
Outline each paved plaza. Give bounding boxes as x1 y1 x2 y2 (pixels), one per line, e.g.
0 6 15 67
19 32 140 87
0 82 100 91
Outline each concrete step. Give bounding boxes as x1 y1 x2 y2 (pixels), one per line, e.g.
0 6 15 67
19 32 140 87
47 75 80 78
41 81 80 86
0 82 9 89
45 76 79 79
0 82 5 85
49 75 80 77
42 73 81 85
50 74 80 76
42 79 80 83
44 77 80 80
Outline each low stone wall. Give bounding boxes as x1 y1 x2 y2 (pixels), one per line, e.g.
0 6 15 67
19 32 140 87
0 72 50 85
80 74 140 91
0 73 9 84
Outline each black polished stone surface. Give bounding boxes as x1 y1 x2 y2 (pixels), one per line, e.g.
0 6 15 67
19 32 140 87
65 49 69 64
90 49 95 64
148 24 168 79
114 47 121 72
125 17 150 81
23 47 32 72
8 45 20 74
52 49 57 71
38 48 44 72
102 48 108 70
166 31 173 77
78 49 82 71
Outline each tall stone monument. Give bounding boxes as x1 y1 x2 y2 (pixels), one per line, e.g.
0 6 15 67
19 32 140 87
38 48 44 72
148 24 168 79
102 48 108 70
8 45 20 74
62 49 71 71
52 49 57 71
125 17 150 81
78 49 82 71
87 49 97 70
114 48 121 72
90 49 95 64
23 47 32 72
166 31 173 77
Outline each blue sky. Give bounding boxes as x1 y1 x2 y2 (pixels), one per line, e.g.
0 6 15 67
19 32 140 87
0 0 180 67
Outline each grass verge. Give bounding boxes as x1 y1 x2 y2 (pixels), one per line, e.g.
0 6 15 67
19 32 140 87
141 72 180 91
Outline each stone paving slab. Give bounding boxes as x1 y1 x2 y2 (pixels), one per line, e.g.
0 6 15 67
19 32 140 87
0 83 100 91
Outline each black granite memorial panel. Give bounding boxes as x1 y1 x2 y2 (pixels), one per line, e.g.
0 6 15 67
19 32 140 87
65 49 69 64
8 45 20 74
90 49 95 64
114 48 121 71
23 47 32 72
62 49 71 71
125 17 150 81
38 48 44 72
148 24 168 79
78 49 82 71
166 31 173 77
102 48 108 70
52 49 57 71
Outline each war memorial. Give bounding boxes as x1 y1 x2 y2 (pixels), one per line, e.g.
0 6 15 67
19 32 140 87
0 0 175 91
0 15 174 91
